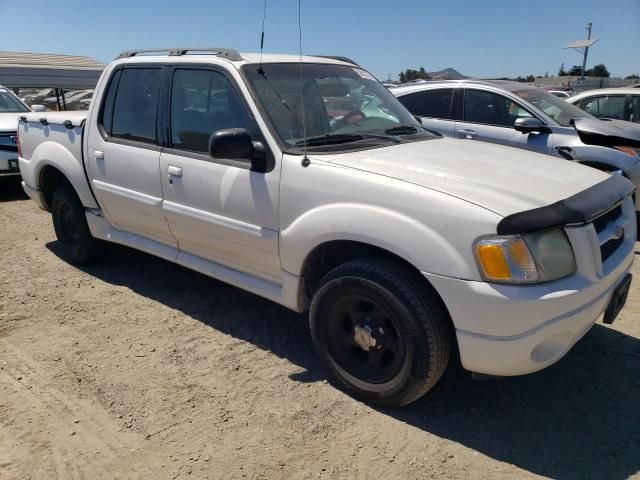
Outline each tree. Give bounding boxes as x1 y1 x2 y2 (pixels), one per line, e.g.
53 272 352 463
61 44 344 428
558 63 567 76
399 67 430 83
568 65 583 76
625 73 640 80
588 63 610 77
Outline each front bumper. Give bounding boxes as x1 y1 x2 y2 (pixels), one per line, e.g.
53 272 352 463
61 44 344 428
0 152 20 179
424 210 636 376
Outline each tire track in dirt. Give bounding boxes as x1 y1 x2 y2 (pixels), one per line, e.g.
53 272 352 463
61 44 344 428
0 341 142 479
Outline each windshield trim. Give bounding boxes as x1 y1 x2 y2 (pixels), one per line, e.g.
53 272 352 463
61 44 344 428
239 62 434 155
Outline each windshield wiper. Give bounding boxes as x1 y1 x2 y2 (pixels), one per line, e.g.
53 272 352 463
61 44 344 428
295 133 400 146
384 125 420 135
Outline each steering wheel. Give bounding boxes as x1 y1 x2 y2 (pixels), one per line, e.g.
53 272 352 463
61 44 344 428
334 110 367 129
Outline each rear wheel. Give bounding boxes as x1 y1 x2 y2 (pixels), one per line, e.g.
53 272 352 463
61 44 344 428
51 185 102 264
310 258 452 407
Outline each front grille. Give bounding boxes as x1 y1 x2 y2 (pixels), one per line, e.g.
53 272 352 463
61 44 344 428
0 133 18 153
600 236 624 263
592 205 622 234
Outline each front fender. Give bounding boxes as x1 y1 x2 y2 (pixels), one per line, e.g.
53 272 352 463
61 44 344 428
280 202 476 280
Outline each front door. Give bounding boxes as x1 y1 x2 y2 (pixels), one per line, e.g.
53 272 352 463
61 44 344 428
454 88 553 155
85 66 177 247
159 67 281 282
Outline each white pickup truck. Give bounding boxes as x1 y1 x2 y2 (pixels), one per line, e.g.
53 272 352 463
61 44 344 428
18 48 636 407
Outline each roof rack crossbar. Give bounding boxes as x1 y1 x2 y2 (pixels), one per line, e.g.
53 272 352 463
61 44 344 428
116 47 243 61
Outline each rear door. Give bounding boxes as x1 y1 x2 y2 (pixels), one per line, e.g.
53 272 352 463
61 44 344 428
455 88 554 155
396 88 456 136
85 66 177 247
159 66 281 282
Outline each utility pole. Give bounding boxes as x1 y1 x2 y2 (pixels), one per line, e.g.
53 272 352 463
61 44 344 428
581 22 592 80
564 22 598 82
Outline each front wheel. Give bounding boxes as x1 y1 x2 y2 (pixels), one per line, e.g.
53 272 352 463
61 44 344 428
51 185 102 264
309 258 452 407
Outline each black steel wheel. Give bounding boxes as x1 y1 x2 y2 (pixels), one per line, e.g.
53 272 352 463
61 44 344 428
310 258 452 407
51 185 102 264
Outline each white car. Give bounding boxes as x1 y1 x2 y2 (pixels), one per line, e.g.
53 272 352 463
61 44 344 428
568 88 640 123
17 48 636 406
0 84 44 181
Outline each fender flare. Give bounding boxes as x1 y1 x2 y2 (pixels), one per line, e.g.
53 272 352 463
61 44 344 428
280 203 472 280
31 140 98 210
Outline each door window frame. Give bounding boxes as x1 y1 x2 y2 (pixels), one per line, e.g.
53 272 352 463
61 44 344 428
97 64 166 152
461 88 540 129
161 64 274 172
397 88 455 120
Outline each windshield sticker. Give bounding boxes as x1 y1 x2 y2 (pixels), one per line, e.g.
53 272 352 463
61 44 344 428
353 68 376 81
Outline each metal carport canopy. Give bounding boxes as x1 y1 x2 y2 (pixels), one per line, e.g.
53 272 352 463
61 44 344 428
0 51 105 88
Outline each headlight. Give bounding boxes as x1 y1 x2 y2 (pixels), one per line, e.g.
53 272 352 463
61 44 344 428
614 146 640 159
474 229 576 284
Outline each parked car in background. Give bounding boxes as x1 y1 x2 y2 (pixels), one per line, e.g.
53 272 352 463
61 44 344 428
42 89 94 111
391 80 640 210
0 84 44 182
568 88 640 124
17 48 637 406
20 87 55 107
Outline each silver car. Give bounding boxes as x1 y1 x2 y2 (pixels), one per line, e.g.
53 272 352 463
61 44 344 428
391 80 640 210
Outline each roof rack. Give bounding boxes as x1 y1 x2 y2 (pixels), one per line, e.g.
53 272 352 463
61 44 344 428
313 55 359 66
116 47 243 61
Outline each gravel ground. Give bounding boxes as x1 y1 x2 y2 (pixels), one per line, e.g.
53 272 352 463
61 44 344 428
1 180 639 480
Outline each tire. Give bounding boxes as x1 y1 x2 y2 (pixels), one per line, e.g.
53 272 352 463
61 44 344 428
51 185 102 264
309 258 451 407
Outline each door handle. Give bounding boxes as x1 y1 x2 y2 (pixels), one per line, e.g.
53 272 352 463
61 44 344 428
94 150 104 160
167 165 183 177
459 129 477 139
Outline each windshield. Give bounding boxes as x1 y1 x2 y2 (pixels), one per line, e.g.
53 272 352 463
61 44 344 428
243 63 431 150
513 88 593 127
0 88 29 113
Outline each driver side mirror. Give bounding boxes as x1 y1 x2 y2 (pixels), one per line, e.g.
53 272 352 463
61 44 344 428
31 104 46 112
514 117 551 134
209 128 268 173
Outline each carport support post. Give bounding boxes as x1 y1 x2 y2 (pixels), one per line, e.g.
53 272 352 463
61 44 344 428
581 22 592 81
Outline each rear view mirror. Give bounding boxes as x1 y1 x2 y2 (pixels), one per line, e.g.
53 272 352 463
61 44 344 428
209 128 268 173
31 104 46 112
514 117 550 134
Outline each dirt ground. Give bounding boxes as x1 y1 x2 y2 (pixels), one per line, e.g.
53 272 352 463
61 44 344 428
1 180 639 480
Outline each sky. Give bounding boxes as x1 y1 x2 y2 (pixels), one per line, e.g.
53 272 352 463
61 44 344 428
0 0 638 80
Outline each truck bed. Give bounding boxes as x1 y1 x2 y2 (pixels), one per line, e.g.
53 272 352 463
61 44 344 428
18 110 97 210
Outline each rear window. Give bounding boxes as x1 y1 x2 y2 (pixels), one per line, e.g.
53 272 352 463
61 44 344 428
398 89 454 120
102 68 161 143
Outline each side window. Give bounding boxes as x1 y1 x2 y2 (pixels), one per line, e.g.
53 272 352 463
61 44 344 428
594 95 626 120
463 89 532 127
170 69 250 154
110 68 161 143
579 97 598 115
398 89 454 119
99 70 121 136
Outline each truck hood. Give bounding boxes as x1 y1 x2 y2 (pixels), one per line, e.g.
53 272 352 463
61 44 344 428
573 117 640 148
318 137 610 216
0 112 22 132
